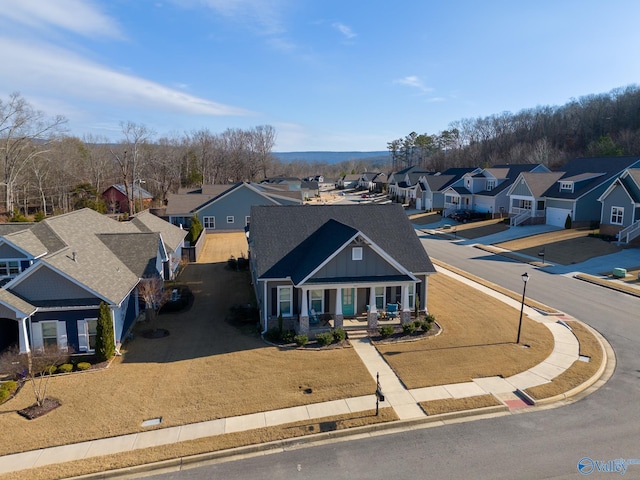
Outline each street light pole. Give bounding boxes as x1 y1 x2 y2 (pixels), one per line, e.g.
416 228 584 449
517 272 529 344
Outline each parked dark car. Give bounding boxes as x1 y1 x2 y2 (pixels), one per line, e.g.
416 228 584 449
450 209 471 222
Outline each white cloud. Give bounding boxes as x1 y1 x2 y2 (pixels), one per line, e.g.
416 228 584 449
394 75 434 93
0 38 253 117
332 22 357 39
0 0 124 39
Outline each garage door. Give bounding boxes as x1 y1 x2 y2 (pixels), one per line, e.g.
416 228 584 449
546 207 572 227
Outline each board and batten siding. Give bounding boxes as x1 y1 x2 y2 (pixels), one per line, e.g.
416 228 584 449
600 185 635 226
0 243 28 258
11 267 99 302
510 179 533 196
310 243 401 280
198 185 280 231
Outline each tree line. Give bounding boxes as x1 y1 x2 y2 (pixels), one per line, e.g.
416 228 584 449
388 84 640 171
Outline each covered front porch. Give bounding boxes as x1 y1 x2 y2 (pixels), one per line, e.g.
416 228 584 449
295 280 424 335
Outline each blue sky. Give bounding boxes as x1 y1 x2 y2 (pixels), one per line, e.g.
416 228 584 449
2 1 639 151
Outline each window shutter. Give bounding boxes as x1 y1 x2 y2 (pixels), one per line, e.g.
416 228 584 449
271 288 277 316
57 321 68 351
324 290 330 313
292 288 299 316
77 320 89 352
32 322 43 351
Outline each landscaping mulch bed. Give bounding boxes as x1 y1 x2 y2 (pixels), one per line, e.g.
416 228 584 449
369 323 441 344
18 398 61 420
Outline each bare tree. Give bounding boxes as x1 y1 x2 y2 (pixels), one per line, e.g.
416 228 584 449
137 275 171 325
0 93 67 214
0 345 71 408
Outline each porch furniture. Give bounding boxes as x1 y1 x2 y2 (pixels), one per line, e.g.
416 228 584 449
309 309 319 324
386 303 399 319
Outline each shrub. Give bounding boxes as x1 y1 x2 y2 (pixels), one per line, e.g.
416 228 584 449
379 325 395 338
265 327 281 342
294 334 308 347
95 301 115 362
57 363 74 374
281 330 295 343
0 380 17 393
564 214 572 229
315 332 334 346
332 328 347 342
402 322 417 335
186 214 203 243
0 389 9 403
76 362 91 371
44 365 57 375
420 320 432 333
424 313 436 324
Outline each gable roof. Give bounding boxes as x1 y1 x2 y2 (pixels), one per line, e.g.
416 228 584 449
249 204 435 281
2 208 186 306
515 172 565 197
544 156 640 199
105 184 153 200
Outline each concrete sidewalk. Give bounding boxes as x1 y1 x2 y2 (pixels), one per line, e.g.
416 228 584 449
0 263 600 477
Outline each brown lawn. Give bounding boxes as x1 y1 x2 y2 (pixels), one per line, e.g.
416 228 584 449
495 228 621 265
447 218 509 239
376 273 555 389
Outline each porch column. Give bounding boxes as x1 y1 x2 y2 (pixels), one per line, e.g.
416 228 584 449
300 287 309 335
368 287 378 329
400 284 411 324
18 317 30 354
334 288 343 329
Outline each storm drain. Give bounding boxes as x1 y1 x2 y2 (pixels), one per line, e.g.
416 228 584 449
141 417 163 427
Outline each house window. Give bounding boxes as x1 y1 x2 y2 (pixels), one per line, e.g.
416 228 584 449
408 284 415 310
0 261 19 277
203 216 215 229
310 290 323 313
227 216 234 224
486 180 495 191
560 182 573 192
245 216 251 226
278 286 292 317
375 287 385 310
611 206 624 225
41 321 59 348
78 318 98 352
352 247 363 261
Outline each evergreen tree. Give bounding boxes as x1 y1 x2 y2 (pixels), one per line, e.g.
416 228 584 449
187 214 203 243
95 302 115 362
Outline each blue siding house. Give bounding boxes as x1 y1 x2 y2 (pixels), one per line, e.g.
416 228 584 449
0 209 186 354
166 182 303 233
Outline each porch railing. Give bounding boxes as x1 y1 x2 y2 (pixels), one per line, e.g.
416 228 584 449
510 210 531 226
617 220 640 244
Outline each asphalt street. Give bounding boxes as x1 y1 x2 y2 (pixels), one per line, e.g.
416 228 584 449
145 233 640 480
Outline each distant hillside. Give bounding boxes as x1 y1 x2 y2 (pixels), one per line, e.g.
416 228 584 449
272 151 388 164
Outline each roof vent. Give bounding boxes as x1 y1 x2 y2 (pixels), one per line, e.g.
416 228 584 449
72 252 77 262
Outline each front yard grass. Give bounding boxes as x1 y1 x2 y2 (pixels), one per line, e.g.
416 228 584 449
420 394 503 416
376 273 555 389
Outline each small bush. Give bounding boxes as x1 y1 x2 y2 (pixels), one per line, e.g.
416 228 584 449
332 328 347 342
379 325 395 338
294 334 308 347
424 313 436 324
420 320 432 332
57 363 74 374
76 362 91 371
0 380 17 393
265 327 281 342
402 322 417 335
0 389 10 403
315 332 334 346
43 365 57 375
281 330 296 343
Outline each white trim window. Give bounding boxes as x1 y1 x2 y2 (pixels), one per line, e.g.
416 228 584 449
32 320 68 352
375 287 385 310
226 216 234 224
0 260 20 277
245 216 251 226
408 284 415 310
560 181 573 192
310 289 323 313
77 318 98 352
203 216 215 229
277 286 292 317
486 180 495 191
352 247 363 261
611 206 624 225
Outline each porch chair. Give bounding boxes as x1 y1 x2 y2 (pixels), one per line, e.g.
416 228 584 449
309 308 319 325
386 303 399 319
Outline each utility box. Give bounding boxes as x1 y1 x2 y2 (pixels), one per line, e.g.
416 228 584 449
612 267 627 278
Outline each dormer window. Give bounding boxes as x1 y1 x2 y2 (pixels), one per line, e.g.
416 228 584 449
0 260 20 277
560 181 573 192
487 180 495 191
352 247 363 261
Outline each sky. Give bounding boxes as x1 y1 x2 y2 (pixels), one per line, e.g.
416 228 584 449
1 0 640 152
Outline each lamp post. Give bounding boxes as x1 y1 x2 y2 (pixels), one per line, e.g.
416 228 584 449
516 272 529 344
